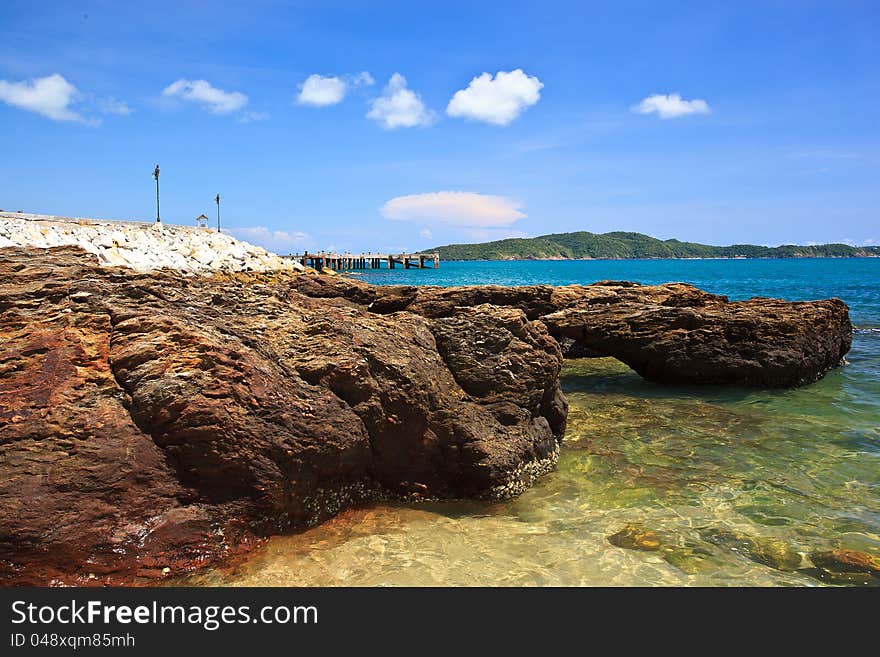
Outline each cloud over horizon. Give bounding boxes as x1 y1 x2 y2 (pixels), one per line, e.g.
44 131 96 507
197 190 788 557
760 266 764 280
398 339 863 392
367 73 434 129
381 191 526 228
446 69 543 125
632 93 709 119
162 79 248 114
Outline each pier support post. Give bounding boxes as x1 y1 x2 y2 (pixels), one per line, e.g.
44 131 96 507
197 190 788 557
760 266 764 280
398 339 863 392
292 252 436 272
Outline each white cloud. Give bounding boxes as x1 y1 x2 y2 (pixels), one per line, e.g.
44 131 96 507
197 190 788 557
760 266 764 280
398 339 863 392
297 74 347 106
296 72 375 107
0 73 85 122
97 97 131 116
381 192 525 228
419 228 433 239
229 226 309 253
162 79 248 114
367 73 434 129
0 74 133 126
446 69 543 126
352 71 375 87
632 93 709 119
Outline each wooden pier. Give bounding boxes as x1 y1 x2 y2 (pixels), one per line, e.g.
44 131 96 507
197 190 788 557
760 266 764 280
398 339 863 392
291 251 440 271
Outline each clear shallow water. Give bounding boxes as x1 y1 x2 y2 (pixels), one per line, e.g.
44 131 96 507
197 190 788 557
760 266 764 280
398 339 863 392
184 259 880 586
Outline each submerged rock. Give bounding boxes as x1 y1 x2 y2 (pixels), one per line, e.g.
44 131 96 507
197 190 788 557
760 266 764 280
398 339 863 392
661 544 723 575
701 528 803 571
807 549 880 586
607 524 662 551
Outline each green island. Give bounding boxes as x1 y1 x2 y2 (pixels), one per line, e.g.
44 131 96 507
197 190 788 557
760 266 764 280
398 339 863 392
433 231 880 260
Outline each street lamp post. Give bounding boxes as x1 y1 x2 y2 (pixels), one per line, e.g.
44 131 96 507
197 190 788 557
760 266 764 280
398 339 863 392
215 193 220 233
153 165 161 222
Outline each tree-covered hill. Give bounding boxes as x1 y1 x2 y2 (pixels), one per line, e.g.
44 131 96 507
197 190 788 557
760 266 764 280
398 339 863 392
432 231 880 260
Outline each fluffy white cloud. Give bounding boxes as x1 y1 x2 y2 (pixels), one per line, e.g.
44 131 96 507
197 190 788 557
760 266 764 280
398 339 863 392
297 74 347 106
632 93 709 119
446 69 543 126
381 192 525 228
367 74 434 129
162 79 248 114
230 226 308 253
419 228 433 239
296 72 375 107
0 73 85 122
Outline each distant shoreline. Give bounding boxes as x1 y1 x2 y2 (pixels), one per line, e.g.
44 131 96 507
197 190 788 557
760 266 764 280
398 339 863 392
438 255 880 262
431 230 880 261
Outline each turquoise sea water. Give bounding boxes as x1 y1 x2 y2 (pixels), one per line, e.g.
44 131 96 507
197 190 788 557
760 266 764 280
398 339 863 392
357 258 880 327
186 259 879 586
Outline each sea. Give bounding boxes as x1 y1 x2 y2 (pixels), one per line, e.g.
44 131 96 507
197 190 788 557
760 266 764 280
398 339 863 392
184 258 880 586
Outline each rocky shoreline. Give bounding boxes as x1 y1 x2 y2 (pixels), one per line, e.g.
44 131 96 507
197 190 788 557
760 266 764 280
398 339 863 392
0 245 852 585
0 212 304 273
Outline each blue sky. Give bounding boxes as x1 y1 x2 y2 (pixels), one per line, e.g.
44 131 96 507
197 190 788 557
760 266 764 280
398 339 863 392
0 1 877 253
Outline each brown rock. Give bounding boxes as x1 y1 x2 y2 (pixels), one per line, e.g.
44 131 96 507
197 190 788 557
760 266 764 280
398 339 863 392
0 247 563 584
810 549 880 578
541 295 850 387
288 278 852 388
607 524 662 551
702 528 803 571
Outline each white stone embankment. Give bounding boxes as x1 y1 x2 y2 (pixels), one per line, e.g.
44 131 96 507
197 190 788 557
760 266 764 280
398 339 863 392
0 212 304 273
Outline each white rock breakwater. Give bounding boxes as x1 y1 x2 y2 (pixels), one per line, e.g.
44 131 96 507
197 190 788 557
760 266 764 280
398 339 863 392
0 212 304 273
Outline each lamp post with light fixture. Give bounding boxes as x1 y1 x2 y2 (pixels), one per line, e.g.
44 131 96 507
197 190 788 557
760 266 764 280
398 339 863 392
153 164 161 222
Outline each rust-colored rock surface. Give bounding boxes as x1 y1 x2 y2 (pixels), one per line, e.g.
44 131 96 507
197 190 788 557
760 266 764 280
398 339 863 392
0 248 562 584
0 247 851 584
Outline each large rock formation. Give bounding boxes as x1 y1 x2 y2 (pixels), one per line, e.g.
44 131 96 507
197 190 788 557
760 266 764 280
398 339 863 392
287 277 852 388
0 246 851 584
0 247 561 584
